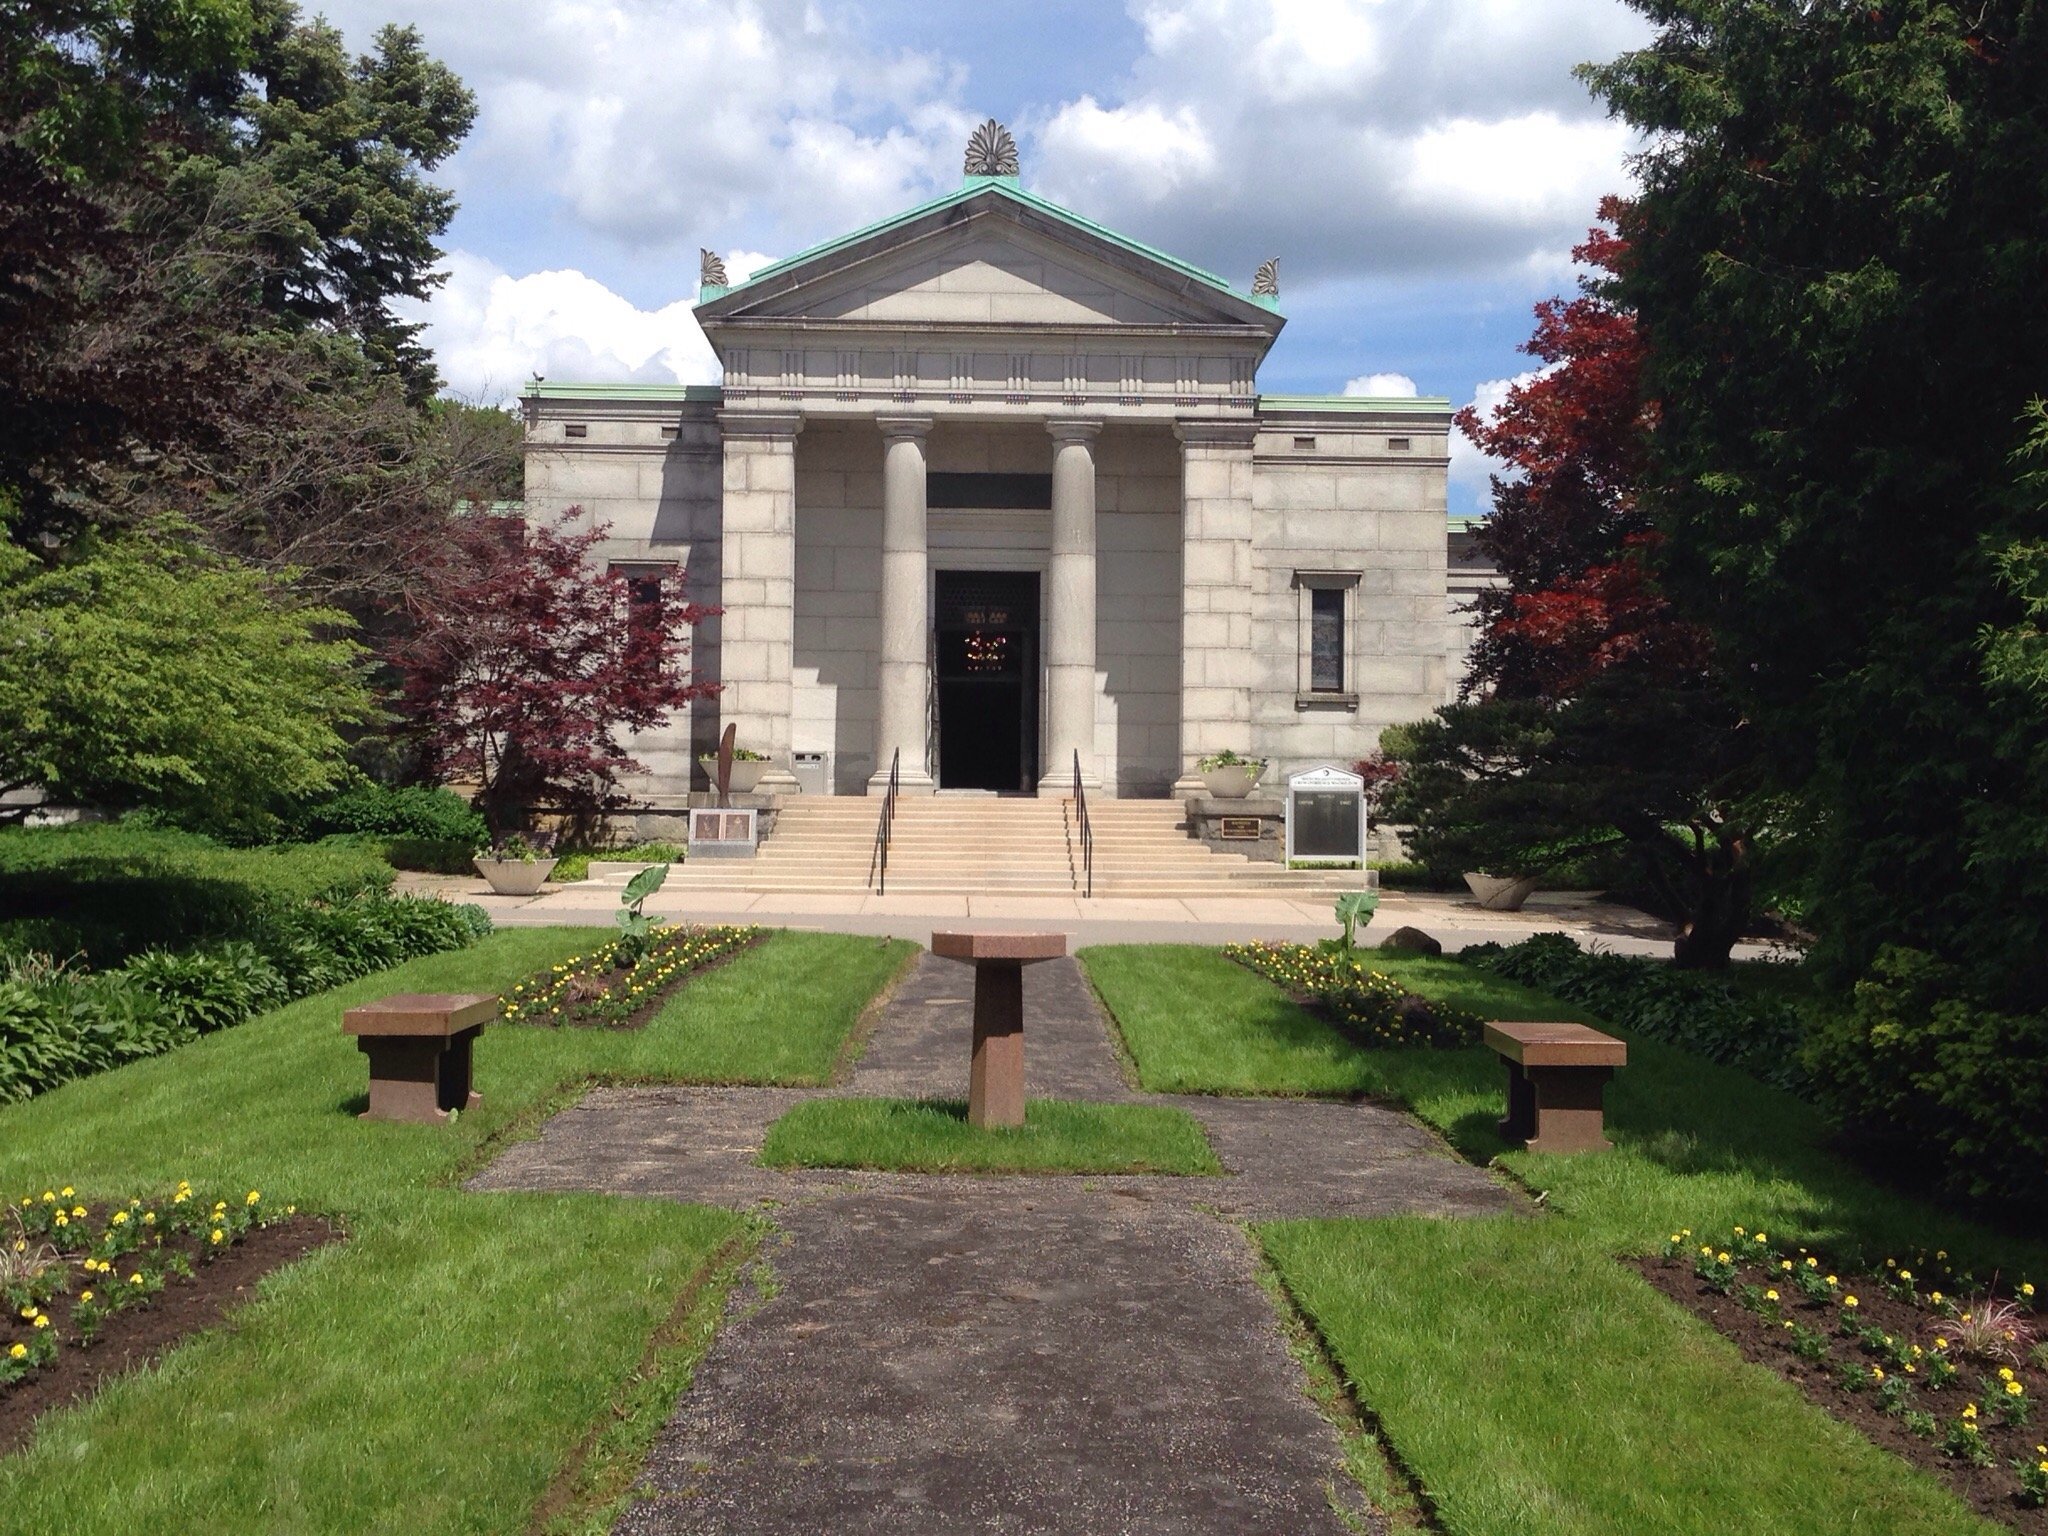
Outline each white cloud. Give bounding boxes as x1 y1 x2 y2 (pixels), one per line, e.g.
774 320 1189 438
1344 373 1420 398
1402 113 1634 223
404 250 720 401
1450 368 1544 499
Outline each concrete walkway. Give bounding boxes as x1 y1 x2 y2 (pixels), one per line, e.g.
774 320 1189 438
402 870 1781 960
472 953 1519 1532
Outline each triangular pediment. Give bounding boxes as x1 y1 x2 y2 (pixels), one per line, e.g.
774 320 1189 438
697 183 1282 336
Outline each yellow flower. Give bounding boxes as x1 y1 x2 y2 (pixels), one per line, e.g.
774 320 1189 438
59 1187 72 1198
1826 1275 1839 1287
7 1344 24 1360
1734 1225 1746 1236
32 1315 49 1330
17 1306 36 1320
1780 1260 1794 1272
1754 1232 1767 1244
1931 1291 1944 1304
1717 1252 1731 1264
142 1213 155 1225
79 1291 92 1304
1937 1337 1950 1349
1872 1367 1885 1381
1806 1256 1819 1268
40 1191 53 1203
70 1205 84 1218
2002 1368 2017 1382
1937 1250 1947 1260
209 1230 223 1245
128 1273 142 1286
53 1214 67 1228
1765 1289 1780 1302
1898 1270 1912 1282
1844 1296 1859 1309
1963 1403 1979 1420
2009 1381 2027 1398
110 1210 128 1226
2026 1283 2037 1299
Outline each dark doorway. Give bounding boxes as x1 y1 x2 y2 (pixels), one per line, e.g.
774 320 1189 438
934 570 1039 792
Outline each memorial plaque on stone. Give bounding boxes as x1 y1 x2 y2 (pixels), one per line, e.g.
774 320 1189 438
1285 765 1366 866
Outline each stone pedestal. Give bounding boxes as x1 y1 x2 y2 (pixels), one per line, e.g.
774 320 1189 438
931 931 1068 1129
1484 1021 1627 1154
343 993 498 1124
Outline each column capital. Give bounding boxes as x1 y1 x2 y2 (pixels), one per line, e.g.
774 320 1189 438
875 413 934 444
717 408 804 441
1046 416 1103 445
1174 418 1258 449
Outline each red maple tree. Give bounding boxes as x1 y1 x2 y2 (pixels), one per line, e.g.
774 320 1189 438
388 509 717 834
1453 198 1705 699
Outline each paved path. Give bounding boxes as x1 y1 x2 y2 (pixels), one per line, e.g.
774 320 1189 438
472 954 1519 1532
401 871 1782 961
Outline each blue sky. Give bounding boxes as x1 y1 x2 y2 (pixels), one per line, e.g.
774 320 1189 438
315 0 1653 511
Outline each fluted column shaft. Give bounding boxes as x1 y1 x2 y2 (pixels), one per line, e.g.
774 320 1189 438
872 415 935 792
1041 419 1102 791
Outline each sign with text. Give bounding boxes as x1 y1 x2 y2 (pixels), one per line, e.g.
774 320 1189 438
1285 765 1366 866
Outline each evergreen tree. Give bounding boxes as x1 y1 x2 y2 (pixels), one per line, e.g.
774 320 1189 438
1585 0 2048 1003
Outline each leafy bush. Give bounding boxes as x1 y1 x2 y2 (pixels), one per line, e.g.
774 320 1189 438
0 823 392 964
0 895 494 1104
378 836 481 875
1226 942 1485 1048
288 784 486 848
1462 932 1810 1093
1803 946 2048 1216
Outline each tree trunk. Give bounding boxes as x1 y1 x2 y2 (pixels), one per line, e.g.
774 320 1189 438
1671 832 1753 970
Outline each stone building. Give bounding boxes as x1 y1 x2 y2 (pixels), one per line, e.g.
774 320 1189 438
520 123 1457 803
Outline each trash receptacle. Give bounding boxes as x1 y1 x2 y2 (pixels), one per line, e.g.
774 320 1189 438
790 751 828 796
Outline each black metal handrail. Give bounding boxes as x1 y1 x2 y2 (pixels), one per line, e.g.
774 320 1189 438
867 748 901 894
1070 749 1093 899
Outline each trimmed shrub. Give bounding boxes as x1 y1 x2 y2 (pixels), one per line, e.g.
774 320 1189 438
288 783 487 847
0 823 392 964
1803 946 2048 1216
1462 932 1809 1093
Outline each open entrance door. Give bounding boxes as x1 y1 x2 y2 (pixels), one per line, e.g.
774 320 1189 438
933 570 1039 792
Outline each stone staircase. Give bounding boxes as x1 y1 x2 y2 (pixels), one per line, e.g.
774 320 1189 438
651 795 1373 898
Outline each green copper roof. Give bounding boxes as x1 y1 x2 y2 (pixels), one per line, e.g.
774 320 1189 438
520 382 723 402
1258 393 1452 414
710 175 1276 314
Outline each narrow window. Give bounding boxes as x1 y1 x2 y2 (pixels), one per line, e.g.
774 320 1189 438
1387 436 1411 451
1292 435 1317 451
659 424 680 440
564 422 588 438
1310 587 1345 692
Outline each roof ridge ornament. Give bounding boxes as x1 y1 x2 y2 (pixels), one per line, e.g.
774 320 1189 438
964 118 1020 178
1252 258 1279 298
700 248 728 287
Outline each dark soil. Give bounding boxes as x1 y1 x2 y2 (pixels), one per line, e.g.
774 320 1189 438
1641 1257 2047 1530
0 1214 340 1455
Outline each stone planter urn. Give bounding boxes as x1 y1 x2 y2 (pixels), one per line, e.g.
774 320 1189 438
1464 871 1541 912
701 756 770 794
473 856 558 896
1198 762 1265 799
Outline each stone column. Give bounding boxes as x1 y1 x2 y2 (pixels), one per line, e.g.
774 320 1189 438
872 415 935 793
1173 420 1258 795
716 409 803 792
1040 418 1102 791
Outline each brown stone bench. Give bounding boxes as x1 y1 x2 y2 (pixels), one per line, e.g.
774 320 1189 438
1484 1021 1627 1154
343 993 498 1124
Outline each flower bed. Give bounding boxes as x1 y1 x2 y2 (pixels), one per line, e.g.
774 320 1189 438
1225 942 1485 1048
501 924 761 1030
1645 1224 2047 1528
2 1182 335 1452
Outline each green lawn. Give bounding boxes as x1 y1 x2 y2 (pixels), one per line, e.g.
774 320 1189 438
758 1096 1222 1175
1082 943 2044 1536
0 926 916 1536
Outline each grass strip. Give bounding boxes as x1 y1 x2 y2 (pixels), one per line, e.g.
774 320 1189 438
1082 943 2046 1536
0 926 916 1534
758 1096 1222 1175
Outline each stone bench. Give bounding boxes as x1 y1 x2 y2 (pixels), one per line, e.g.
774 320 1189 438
1484 1021 1627 1154
343 993 498 1124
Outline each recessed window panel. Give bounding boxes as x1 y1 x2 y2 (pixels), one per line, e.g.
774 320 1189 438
1310 586 1345 692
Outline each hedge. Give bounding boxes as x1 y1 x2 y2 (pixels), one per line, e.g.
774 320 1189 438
0 823 392 965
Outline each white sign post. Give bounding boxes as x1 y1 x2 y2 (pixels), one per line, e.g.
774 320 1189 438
1285 764 1367 867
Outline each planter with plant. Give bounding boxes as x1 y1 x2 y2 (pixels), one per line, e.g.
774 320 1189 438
700 746 771 794
472 832 558 896
1195 751 1267 800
